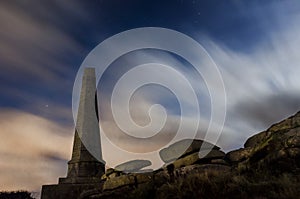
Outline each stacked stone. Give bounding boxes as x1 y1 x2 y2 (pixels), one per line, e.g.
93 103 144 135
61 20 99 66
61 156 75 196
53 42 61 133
91 139 229 198
160 139 227 169
101 160 152 180
101 160 153 191
100 139 229 192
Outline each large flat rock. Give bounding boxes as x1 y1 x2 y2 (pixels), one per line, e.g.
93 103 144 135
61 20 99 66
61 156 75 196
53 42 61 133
115 159 152 172
159 139 220 163
168 149 225 169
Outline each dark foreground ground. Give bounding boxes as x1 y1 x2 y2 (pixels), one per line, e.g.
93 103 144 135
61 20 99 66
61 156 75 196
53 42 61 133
0 191 34 199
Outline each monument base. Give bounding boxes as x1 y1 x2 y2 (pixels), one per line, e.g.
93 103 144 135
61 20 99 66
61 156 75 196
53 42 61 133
41 181 104 199
59 176 103 184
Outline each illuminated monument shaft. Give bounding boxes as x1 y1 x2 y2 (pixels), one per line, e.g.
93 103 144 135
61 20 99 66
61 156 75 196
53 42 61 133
41 68 105 199
66 67 105 180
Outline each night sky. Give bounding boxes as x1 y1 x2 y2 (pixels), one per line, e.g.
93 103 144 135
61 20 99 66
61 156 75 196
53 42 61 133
1 0 300 195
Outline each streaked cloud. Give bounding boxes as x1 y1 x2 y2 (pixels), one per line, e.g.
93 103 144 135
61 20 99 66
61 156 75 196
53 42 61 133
0 1 85 82
0 109 73 192
0 1 87 124
98 1 300 153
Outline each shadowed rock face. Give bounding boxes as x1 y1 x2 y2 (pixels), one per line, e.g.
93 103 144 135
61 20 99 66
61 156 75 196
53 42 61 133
245 111 300 148
225 111 300 173
159 139 220 163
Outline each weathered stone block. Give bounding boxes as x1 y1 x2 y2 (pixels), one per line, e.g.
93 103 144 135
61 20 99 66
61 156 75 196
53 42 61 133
225 147 253 163
174 164 230 177
103 175 135 191
287 147 300 158
168 150 225 169
135 172 153 184
285 136 300 148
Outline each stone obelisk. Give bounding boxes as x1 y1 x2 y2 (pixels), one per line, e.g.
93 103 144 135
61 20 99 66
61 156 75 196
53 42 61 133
63 67 105 182
41 68 105 199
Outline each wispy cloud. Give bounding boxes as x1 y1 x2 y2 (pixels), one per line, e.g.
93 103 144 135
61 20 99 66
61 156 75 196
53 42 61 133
0 1 86 82
0 109 73 192
0 1 89 125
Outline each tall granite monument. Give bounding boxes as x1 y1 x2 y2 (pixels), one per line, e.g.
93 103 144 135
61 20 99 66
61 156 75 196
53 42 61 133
41 68 105 199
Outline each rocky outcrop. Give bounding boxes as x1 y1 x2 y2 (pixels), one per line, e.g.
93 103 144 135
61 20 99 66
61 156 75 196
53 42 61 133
225 111 300 173
82 111 300 199
85 138 227 198
86 139 228 199
160 139 227 177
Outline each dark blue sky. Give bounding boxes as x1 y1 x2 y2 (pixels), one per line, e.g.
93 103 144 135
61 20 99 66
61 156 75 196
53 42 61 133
1 0 293 123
